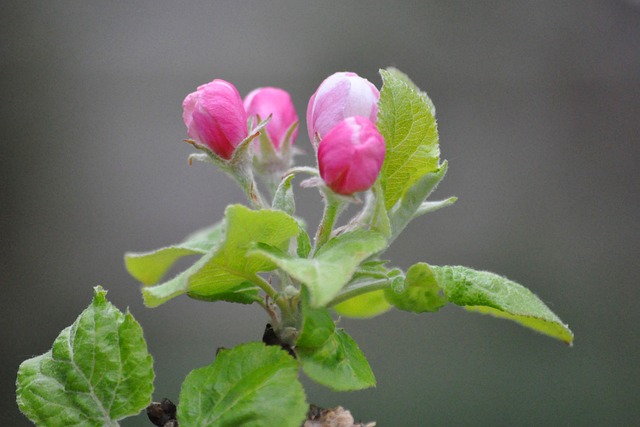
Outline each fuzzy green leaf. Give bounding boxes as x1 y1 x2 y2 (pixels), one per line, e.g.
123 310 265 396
297 329 375 391
16 287 154 427
385 262 447 313
333 290 392 318
178 342 307 427
378 68 440 211
272 173 296 216
249 230 387 307
142 205 299 307
433 265 574 344
125 221 224 285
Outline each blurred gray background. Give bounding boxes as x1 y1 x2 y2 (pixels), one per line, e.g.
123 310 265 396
3 1 639 425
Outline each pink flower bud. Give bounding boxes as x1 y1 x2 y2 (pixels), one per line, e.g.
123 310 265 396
317 116 386 195
244 87 298 150
182 79 248 160
307 72 380 145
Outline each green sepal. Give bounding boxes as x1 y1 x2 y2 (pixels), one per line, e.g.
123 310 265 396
385 262 448 313
125 221 224 285
142 205 300 307
178 342 307 427
16 286 154 427
432 265 574 344
377 68 441 211
249 230 387 307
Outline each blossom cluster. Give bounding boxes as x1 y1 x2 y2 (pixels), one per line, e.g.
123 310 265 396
182 72 385 195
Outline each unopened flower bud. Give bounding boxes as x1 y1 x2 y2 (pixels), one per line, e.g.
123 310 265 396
182 79 248 160
244 87 298 150
307 72 379 145
317 116 385 195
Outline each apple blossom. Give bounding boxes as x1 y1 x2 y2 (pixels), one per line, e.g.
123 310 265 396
244 87 298 150
182 79 247 160
317 116 386 195
307 72 379 145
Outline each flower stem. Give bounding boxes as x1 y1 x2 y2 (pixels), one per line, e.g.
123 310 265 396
314 196 341 253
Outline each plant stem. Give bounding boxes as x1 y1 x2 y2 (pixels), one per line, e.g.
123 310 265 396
314 196 340 253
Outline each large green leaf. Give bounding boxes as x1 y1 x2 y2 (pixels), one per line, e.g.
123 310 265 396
125 221 224 285
249 230 387 307
433 265 574 344
16 287 154 427
178 342 307 427
385 263 448 313
142 205 300 307
377 68 440 211
297 329 375 391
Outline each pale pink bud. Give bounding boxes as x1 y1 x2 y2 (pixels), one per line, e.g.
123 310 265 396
307 72 380 145
182 79 248 160
317 116 386 195
244 87 298 150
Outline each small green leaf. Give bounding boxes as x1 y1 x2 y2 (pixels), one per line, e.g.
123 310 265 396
385 262 448 313
178 342 307 427
333 290 392 318
388 163 448 242
16 286 154 427
433 265 574 344
297 329 375 391
370 181 391 237
249 230 387 307
125 221 224 285
296 224 312 259
296 295 335 349
142 205 300 307
272 173 296 216
378 68 440 211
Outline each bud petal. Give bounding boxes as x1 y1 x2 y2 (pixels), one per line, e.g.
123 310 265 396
317 116 386 195
307 72 380 145
182 79 248 160
244 87 298 150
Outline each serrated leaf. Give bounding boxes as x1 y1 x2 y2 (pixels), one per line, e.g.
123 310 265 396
125 221 224 285
142 205 299 307
388 163 448 242
378 68 440 211
432 265 574 344
249 230 387 307
297 329 375 391
333 290 392 318
178 342 307 427
385 262 447 313
16 286 154 427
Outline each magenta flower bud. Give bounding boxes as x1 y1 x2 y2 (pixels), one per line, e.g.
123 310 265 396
317 116 386 195
307 72 380 145
244 87 298 150
182 79 248 160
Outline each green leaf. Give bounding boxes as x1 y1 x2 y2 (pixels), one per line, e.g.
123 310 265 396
378 68 440 211
296 296 335 349
296 224 312 259
297 329 375 391
249 230 387 307
333 290 392 318
272 173 296 216
142 205 300 307
384 67 436 116
388 163 448 242
178 342 307 427
432 265 574 344
385 262 447 313
370 181 391 237
125 221 224 285
16 286 154 427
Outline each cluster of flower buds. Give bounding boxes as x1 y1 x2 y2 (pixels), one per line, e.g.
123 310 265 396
182 71 385 196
